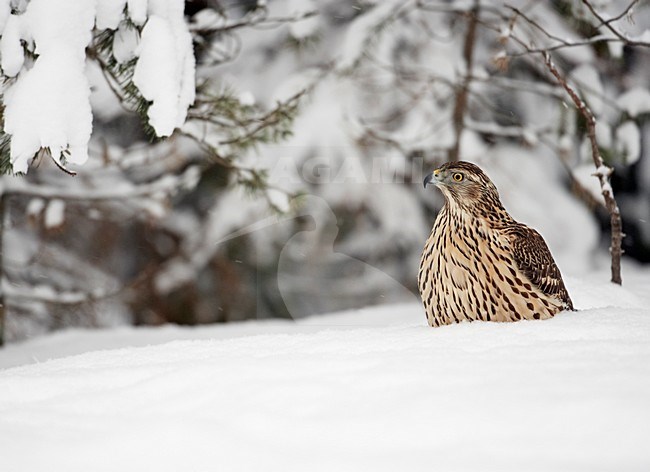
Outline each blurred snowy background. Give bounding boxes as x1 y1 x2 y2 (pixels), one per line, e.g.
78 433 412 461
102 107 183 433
0 0 649 343
2 2 650 470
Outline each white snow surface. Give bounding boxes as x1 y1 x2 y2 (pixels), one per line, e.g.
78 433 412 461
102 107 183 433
2 265 650 471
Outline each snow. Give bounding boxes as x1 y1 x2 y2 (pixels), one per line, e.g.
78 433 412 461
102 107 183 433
132 1 196 137
0 13 25 77
127 0 148 26
573 163 607 205
112 22 140 64
521 127 538 146
288 0 319 39
238 90 256 107
617 86 650 118
0 0 10 31
616 120 641 165
2 0 95 173
595 120 612 148
43 198 65 229
25 197 45 219
336 0 406 72
595 164 613 178
570 63 604 116
95 0 127 30
2 266 650 471
0 11 648 470
628 29 650 43
87 61 124 121
266 188 291 213
0 0 195 173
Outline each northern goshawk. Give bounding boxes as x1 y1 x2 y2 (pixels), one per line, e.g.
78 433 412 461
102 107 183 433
418 161 573 327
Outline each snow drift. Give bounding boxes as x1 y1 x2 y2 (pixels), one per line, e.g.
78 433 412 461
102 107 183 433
1 266 650 471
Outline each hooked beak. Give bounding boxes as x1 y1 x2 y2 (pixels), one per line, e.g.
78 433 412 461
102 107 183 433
423 169 441 189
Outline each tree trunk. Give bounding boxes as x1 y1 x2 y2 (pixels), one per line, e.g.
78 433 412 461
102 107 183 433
449 0 480 162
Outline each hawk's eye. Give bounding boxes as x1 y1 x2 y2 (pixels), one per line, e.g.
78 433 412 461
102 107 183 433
452 172 464 182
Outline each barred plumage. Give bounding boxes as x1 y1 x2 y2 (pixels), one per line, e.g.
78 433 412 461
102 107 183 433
418 161 573 327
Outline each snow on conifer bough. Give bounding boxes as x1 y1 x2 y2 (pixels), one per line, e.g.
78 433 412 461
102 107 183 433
0 0 195 174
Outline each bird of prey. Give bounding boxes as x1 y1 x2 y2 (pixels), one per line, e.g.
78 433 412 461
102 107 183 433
418 161 573 327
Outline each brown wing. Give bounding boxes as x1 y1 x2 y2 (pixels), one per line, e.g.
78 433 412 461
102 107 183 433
508 225 574 310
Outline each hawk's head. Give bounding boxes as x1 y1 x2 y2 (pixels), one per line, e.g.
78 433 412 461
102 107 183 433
423 161 500 209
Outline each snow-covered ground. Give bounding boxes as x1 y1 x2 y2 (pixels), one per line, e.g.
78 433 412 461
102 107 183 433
1 264 650 471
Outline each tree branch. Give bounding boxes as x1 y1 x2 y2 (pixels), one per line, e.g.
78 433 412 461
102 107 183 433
2 165 199 201
581 0 650 47
542 52 624 284
595 0 639 28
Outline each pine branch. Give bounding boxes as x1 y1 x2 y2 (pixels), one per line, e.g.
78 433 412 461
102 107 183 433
3 165 200 201
0 133 12 175
89 27 158 141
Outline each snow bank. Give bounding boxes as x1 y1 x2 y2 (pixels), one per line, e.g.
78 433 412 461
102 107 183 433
1 266 650 471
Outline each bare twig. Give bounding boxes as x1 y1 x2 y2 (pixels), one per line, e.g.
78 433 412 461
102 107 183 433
505 36 630 57
543 52 623 284
595 0 639 28
48 154 78 176
503 5 641 57
189 9 318 35
505 4 570 46
581 0 650 47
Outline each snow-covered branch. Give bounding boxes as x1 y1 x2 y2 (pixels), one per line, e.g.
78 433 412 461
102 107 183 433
504 2 650 58
580 0 650 47
0 0 195 175
1 166 200 201
5 284 118 305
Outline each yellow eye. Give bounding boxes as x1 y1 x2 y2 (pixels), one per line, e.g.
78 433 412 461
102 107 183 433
452 172 463 182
